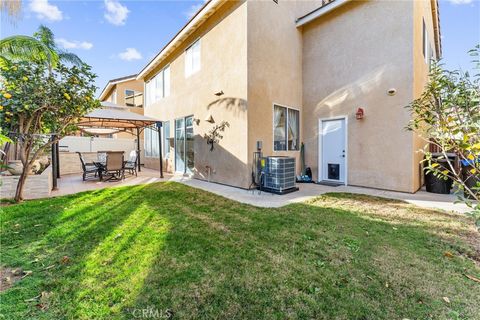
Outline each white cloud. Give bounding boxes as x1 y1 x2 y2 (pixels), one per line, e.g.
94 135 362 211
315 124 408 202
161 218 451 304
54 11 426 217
448 0 473 4
29 0 63 21
56 38 93 50
104 0 129 26
118 48 142 61
184 0 207 19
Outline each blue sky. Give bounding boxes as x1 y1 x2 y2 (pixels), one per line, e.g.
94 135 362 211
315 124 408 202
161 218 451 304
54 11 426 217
1 0 479 96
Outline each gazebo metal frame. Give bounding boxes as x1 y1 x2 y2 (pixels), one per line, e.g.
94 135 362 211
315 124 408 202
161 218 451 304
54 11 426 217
74 107 164 179
0 106 164 192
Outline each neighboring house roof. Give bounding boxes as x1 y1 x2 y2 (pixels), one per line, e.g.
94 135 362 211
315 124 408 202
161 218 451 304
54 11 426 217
137 0 224 80
98 74 138 101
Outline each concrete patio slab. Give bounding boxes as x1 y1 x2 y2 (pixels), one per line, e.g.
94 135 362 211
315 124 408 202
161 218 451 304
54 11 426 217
51 168 171 197
50 169 472 214
172 176 473 214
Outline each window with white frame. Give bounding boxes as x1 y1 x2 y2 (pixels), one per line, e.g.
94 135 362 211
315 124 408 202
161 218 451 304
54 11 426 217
125 89 143 107
163 121 170 158
110 88 117 104
273 105 300 151
422 19 429 64
144 126 160 158
185 39 201 77
145 65 170 107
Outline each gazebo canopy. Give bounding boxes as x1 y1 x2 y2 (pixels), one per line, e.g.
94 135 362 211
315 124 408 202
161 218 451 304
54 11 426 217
70 103 164 179
77 104 161 130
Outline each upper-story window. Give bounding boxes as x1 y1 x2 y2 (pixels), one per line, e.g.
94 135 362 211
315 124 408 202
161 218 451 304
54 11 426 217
145 65 170 107
422 19 429 64
125 89 143 107
110 88 117 104
185 39 201 77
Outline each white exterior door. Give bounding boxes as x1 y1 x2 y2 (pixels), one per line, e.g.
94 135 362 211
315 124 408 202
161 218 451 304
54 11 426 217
320 118 346 183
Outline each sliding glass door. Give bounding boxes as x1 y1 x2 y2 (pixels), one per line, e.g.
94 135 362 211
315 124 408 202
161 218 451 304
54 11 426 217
175 118 185 173
185 116 194 172
175 116 194 173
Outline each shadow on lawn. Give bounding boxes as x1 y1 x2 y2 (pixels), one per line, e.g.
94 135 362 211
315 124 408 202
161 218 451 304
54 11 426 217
1 183 479 320
127 184 480 320
0 184 151 319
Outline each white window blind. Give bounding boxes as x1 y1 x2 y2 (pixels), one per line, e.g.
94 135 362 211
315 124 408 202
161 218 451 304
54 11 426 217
163 121 170 158
273 105 300 151
185 39 201 77
144 126 159 158
145 65 170 107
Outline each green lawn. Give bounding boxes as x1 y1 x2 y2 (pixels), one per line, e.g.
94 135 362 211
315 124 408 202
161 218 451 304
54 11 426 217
1 182 479 319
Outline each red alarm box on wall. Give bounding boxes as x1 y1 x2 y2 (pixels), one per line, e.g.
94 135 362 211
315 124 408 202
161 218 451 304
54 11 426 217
355 107 364 120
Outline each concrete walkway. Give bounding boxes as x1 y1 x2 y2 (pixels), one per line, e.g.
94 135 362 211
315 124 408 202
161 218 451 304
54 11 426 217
52 169 472 214
171 176 472 214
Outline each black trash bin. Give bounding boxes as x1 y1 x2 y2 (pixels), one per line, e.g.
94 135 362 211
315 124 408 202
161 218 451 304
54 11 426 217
461 159 479 199
424 154 455 194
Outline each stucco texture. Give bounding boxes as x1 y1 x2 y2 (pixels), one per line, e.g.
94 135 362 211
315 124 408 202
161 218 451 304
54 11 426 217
246 0 304 177
140 0 437 192
143 0 249 188
302 0 416 192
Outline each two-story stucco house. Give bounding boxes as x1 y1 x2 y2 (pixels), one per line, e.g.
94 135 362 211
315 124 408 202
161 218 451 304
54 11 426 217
138 0 441 193
97 74 145 140
99 74 144 113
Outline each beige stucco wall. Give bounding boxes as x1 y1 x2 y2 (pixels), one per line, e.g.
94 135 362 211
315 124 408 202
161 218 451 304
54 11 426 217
143 0 249 187
302 0 416 192
246 0 304 176
138 0 437 192
412 0 439 191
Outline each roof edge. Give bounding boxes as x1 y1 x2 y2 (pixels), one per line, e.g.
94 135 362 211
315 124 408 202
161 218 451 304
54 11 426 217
431 0 442 58
296 0 351 27
137 0 226 80
98 74 138 101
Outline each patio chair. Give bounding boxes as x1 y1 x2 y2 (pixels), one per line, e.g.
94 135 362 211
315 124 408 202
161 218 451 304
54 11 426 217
77 152 100 181
102 151 125 182
97 151 107 164
124 150 137 177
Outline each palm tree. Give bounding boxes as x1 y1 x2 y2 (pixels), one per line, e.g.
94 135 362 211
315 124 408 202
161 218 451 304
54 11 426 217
0 25 83 69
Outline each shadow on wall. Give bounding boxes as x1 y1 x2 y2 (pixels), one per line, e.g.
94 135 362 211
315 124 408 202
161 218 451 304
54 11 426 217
303 64 389 146
192 133 251 189
144 97 249 187
207 97 247 117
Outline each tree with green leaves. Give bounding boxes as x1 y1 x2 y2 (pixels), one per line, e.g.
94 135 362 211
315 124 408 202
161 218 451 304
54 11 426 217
407 45 480 229
0 25 82 70
0 59 100 201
